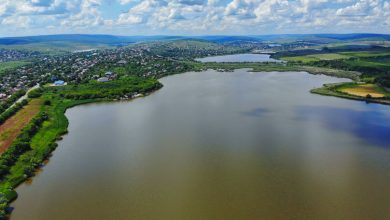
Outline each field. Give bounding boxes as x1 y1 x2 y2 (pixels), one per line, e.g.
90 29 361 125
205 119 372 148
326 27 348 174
188 61 360 80
339 84 387 98
281 53 351 62
280 50 390 63
338 51 390 57
0 99 41 154
0 61 30 74
0 43 113 55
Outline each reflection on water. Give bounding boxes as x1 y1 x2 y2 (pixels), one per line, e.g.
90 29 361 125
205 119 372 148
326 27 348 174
296 106 390 148
240 107 269 117
11 70 390 220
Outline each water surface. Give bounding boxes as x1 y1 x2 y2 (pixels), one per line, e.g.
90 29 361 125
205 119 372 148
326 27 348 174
11 70 390 220
196 53 282 62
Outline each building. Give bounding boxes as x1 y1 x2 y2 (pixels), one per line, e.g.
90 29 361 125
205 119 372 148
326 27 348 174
97 77 109 82
117 60 127 65
105 71 113 77
54 80 65 86
0 93 7 99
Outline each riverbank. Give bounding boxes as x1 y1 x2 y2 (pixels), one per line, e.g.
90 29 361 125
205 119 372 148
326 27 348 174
9 69 390 220
0 77 162 219
189 61 361 81
190 60 388 105
0 59 387 219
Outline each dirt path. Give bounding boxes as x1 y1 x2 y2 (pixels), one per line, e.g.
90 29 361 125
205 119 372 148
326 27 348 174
0 99 42 154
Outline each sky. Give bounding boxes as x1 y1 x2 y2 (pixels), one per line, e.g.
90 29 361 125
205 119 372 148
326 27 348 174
0 0 389 37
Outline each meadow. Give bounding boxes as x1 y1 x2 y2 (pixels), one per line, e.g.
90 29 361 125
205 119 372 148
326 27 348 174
338 83 387 98
0 61 30 75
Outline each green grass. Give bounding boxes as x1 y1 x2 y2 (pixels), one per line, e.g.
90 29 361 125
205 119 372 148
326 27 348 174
281 56 319 62
338 51 390 58
188 61 360 80
308 53 351 60
345 59 390 68
0 61 31 74
280 50 390 65
311 82 390 105
281 53 351 63
0 42 114 55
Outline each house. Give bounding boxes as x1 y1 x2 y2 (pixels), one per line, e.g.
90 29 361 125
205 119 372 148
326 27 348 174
54 80 65 86
117 60 127 65
97 77 109 82
105 71 113 77
0 93 7 99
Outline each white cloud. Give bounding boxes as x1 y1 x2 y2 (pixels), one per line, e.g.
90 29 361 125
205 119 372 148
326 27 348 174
1 15 31 28
0 0 389 36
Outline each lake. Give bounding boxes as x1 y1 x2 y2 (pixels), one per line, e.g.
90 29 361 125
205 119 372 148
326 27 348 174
11 69 390 220
195 53 282 62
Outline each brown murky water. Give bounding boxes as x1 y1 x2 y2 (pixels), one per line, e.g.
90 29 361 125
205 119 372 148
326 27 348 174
11 70 390 220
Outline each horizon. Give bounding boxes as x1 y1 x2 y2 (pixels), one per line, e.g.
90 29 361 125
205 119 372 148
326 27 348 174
1 0 389 37
1 32 390 39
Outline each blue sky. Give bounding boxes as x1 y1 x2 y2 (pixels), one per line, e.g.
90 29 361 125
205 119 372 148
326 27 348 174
0 0 389 37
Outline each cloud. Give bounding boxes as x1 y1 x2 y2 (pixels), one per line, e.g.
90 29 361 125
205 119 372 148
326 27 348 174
0 0 389 36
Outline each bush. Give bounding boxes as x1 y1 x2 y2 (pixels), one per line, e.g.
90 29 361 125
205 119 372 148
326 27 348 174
0 112 48 179
43 100 51 106
0 100 29 125
27 88 43 98
0 90 26 115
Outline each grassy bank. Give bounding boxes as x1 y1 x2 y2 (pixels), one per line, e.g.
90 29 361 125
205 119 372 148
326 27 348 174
0 99 42 154
189 61 360 80
311 83 390 105
0 77 162 219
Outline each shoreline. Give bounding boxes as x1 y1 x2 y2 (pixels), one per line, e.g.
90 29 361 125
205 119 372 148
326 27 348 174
311 83 390 106
0 79 162 219
0 62 388 219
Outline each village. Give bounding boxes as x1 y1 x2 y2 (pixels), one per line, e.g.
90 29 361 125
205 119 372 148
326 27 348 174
0 43 191 100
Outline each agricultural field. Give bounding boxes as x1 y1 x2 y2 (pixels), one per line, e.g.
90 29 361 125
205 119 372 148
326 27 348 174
280 51 390 63
0 42 114 55
0 99 42 154
281 53 351 62
338 83 388 98
338 51 390 57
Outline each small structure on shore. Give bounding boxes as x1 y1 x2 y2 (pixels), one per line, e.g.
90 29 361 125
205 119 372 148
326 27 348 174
54 80 65 86
97 77 109 82
105 71 113 77
0 93 7 99
117 60 127 65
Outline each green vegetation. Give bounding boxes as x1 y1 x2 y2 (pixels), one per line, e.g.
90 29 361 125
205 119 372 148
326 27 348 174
0 61 31 76
338 51 390 58
0 90 26 115
53 76 161 100
188 61 360 80
274 45 390 102
141 40 248 60
337 83 388 98
281 53 351 62
0 61 30 75
311 83 390 105
0 111 48 218
0 77 161 219
0 43 113 56
0 100 29 125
